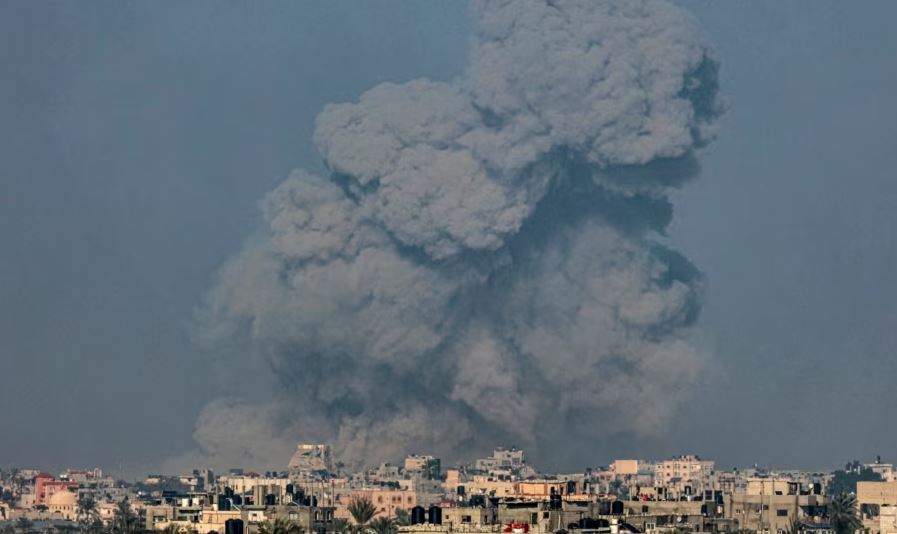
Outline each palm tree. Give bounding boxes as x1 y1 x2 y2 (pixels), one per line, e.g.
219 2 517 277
332 518 352 534
393 510 410 527
368 518 396 534
114 497 144 534
77 496 99 533
347 497 377 529
257 518 304 534
828 493 862 534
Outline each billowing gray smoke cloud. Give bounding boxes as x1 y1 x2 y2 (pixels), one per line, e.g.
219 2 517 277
179 0 721 470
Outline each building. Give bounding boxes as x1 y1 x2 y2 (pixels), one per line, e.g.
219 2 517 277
218 474 290 497
724 480 827 534
399 526 500 534
333 489 417 522
442 505 498 527
288 444 333 479
457 476 516 499
654 455 714 488
866 460 896 483
475 448 526 476
34 474 79 505
263 503 337 533
46 490 79 520
611 461 640 477
406 455 442 480
857 481 897 534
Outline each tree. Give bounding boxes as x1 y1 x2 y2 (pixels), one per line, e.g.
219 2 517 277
113 497 143 534
332 519 352 534
828 493 862 534
393 510 410 527
368 518 396 534
347 497 377 528
257 518 304 534
77 495 100 533
828 462 881 497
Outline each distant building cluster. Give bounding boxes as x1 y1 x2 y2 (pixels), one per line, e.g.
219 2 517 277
1 447 894 534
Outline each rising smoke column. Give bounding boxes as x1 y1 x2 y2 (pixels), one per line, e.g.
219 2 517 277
183 0 722 470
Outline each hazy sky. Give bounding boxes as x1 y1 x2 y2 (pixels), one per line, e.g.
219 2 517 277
1 1 896 477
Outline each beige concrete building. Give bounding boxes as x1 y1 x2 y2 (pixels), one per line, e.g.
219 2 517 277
612 461 640 477
475 448 527 477
459 476 517 498
46 490 78 521
654 455 714 487
289 444 333 479
332 489 417 522
219 475 290 496
746 479 798 496
152 509 242 534
516 481 569 499
724 489 827 534
858 481 897 534
442 506 498 527
399 525 501 534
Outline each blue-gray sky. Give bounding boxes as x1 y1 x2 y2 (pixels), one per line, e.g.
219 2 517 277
1 1 895 476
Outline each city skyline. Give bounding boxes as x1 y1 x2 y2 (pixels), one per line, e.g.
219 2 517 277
2 0 897 478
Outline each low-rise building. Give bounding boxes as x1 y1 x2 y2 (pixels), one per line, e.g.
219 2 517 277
724 483 827 534
858 481 897 534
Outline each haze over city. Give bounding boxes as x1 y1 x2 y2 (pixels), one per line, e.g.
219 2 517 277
2 0 897 482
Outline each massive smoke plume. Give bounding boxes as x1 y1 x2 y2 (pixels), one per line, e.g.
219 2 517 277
180 0 722 470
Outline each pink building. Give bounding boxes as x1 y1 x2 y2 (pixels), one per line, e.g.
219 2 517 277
34 473 79 505
334 489 417 522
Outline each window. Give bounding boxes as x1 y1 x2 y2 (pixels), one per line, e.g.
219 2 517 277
777 510 788 517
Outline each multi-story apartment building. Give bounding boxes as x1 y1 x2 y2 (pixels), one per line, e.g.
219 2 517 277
857 480 897 534
724 479 827 534
654 455 715 489
475 447 527 476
